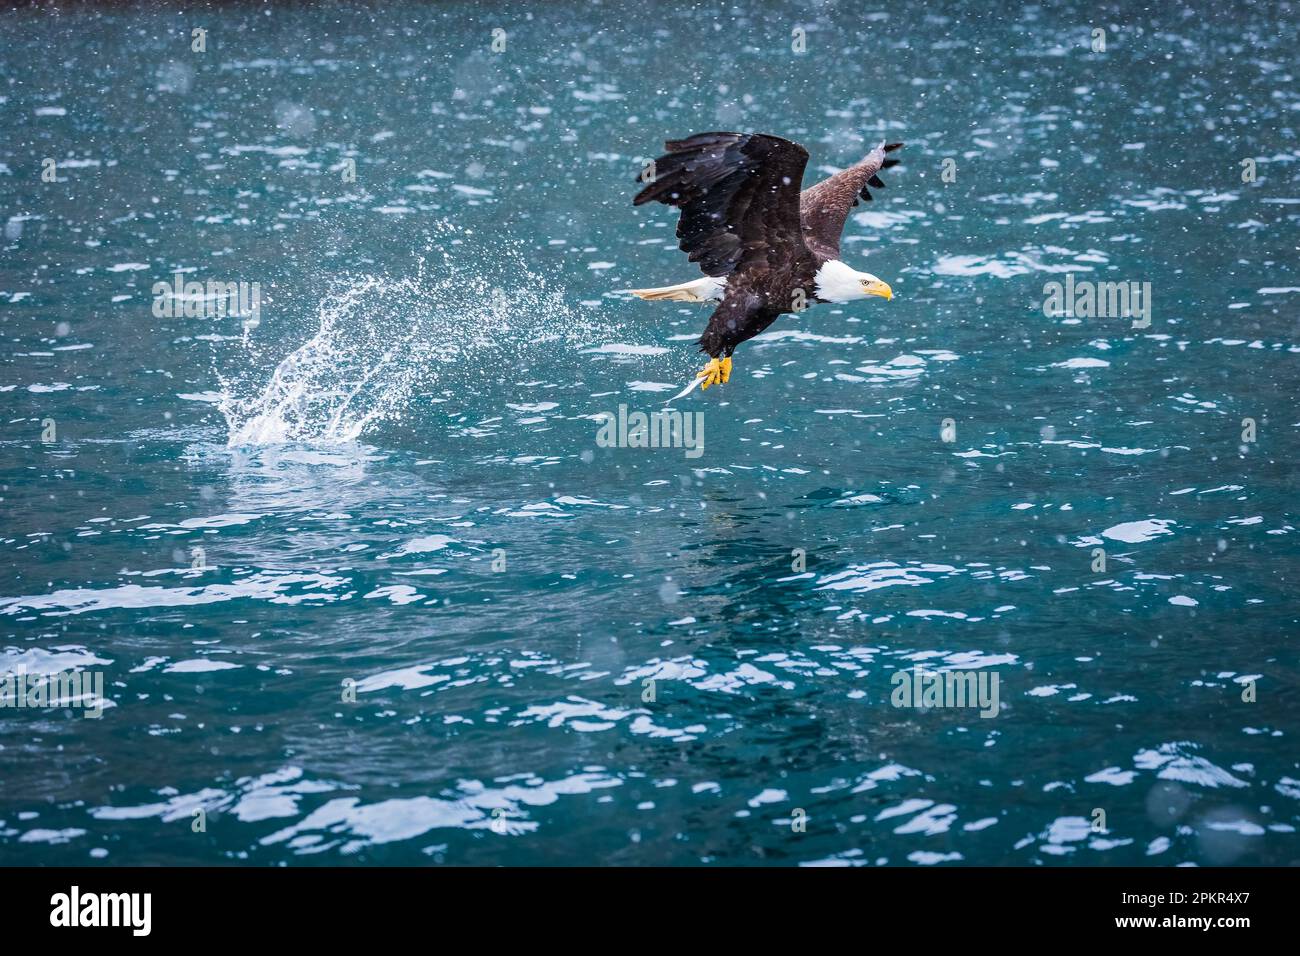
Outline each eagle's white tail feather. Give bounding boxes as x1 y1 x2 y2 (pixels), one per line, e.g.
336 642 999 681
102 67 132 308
629 276 724 303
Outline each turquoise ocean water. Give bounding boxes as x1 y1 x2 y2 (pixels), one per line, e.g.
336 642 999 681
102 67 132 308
1 1 1297 865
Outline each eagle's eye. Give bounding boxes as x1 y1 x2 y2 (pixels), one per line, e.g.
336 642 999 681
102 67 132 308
860 277 894 300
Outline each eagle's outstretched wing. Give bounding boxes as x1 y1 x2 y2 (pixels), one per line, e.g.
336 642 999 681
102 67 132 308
633 132 810 278
799 142 903 260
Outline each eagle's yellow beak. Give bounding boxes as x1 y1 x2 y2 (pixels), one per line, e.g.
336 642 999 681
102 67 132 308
862 278 893 300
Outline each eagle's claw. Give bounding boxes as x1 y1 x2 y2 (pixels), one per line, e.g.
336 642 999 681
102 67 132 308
697 356 732 390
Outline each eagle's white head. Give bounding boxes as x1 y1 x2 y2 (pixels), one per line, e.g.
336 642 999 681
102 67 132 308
813 259 894 304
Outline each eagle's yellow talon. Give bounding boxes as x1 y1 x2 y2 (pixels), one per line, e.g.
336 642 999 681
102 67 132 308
697 357 726 390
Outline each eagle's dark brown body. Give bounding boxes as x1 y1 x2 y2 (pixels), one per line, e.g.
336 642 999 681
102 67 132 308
694 253 820 358
633 132 902 360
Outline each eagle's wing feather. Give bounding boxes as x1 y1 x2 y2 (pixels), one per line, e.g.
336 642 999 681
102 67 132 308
799 142 903 260
633 132 811 278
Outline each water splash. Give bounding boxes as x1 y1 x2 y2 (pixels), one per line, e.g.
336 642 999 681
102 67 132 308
216 234 621 447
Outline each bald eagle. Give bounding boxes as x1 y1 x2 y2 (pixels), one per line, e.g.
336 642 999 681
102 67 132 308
631 132 902 390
